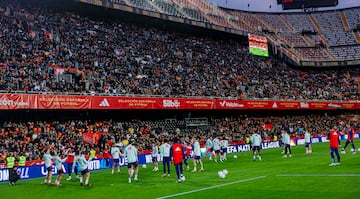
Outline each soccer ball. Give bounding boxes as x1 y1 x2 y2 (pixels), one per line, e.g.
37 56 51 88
358 148 360 152
341 150 346 154
218 171 225 179
222 169 228 175
233 155 237 159
351 148 355 152
142 164 147 169
180 175 186 181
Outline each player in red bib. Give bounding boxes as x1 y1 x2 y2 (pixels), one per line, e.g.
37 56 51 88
171 137 185 183
328 126 341 166
182 138 192 171
66 148 79 180
342 123 356 154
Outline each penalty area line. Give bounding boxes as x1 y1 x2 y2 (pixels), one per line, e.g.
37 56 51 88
156 176 266 199
278 174 360 177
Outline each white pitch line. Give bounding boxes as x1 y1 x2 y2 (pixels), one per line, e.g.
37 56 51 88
156 176 266 199
278 174 360 177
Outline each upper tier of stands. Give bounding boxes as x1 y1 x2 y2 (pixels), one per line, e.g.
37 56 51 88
102 0 360 62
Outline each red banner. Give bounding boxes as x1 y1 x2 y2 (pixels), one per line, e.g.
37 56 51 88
90 96 214 109
35 95 90 109
0 94 31 110
0 93 358 110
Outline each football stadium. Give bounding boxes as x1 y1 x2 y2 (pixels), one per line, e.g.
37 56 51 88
0 0 359 198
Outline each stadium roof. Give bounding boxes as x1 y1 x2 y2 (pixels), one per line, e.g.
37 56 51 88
208 0 360 13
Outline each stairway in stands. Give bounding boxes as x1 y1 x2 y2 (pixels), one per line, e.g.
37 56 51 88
353 31 360 44
340 10 350 31
309 14 322 33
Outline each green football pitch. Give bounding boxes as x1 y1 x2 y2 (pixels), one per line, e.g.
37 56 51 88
1 141 359 199
249 47 269 57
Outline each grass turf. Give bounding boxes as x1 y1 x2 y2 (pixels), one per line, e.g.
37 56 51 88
1 140 359 199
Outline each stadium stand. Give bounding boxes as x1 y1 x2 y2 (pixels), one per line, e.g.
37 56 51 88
0 113 358 164
0 0 359 100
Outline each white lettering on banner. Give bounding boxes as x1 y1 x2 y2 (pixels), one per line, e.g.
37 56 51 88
52 165 67 174
18 167 30 179
219 101 244 108
300 102 309 108
321 137 329 142
297 139 305 145
88 160 101 170
40 164 57 175
0 169 9 181
312 138 319 143
328 103 342 108
145 155 152 163
0 99 29 107
163 100 180 108
41 166 47 175
227 146 237 153
261 142 280 149
120 157 126 166
237 144 251 152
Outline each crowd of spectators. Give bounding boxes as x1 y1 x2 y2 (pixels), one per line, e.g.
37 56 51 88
0 1 359 100
0 112 358 164
0 1 359 166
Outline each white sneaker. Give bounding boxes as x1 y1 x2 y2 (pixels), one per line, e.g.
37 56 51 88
258 156 262 161
282 155 287 158
329 163 336 166
335 162 340 166
134 177 138 182
76 176 80 179
66 176 71 181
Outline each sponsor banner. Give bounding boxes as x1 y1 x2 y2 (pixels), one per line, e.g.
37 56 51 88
216 100 300 109
0 94 358 110
92 96 158 109
215 100 358 110
0 158 129 182
91 96 214 109
0 94 31 110
35 95 90 109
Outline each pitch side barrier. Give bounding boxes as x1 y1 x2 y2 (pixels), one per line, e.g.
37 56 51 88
0 133 359 182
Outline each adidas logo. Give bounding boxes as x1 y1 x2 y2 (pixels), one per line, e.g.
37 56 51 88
99 98 110 107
